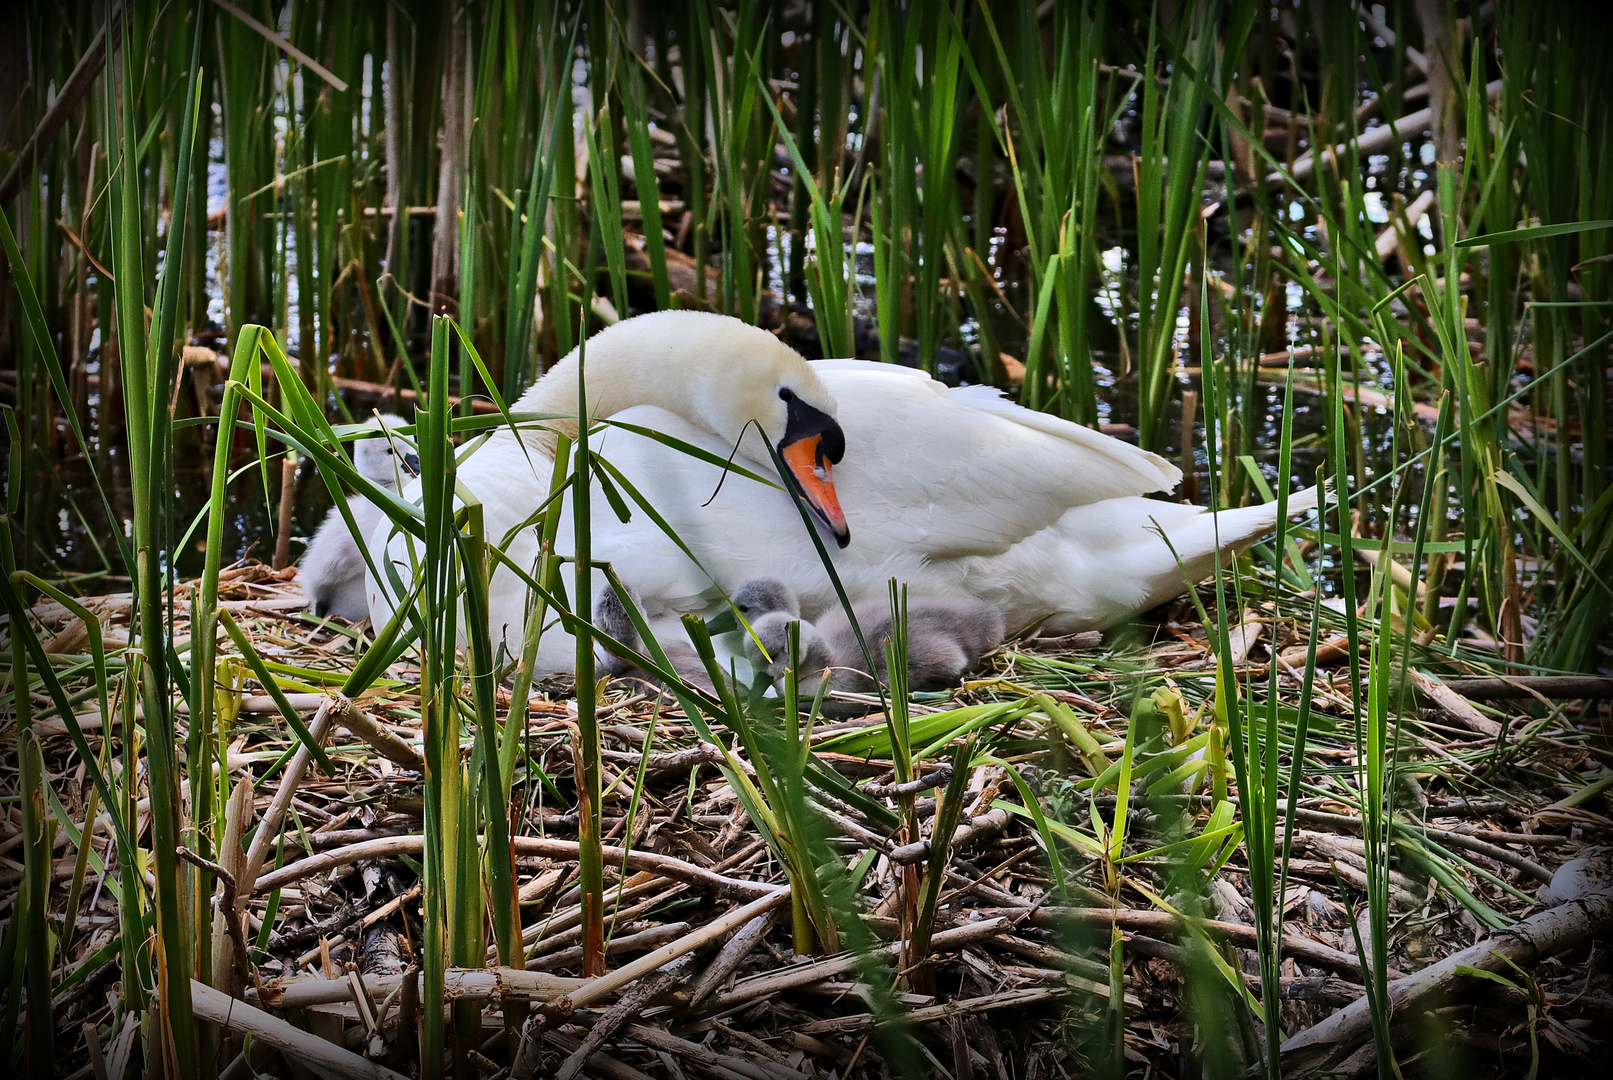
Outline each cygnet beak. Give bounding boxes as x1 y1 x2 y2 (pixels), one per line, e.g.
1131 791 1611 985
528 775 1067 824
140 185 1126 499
778 399 850 548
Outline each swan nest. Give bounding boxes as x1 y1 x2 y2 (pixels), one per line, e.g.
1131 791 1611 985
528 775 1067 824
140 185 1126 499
16 559 1612 1077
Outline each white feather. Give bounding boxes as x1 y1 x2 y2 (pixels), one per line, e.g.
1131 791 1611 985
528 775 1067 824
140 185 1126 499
365 312 1315 673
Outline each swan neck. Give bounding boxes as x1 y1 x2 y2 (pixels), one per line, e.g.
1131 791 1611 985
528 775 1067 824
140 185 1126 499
517 349 666 449
520 360 585 440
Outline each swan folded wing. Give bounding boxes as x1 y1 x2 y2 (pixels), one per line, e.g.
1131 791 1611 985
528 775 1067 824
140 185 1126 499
987 494 1316 633
812 363 1177 495
944 384 1181 491
822 370 1182 558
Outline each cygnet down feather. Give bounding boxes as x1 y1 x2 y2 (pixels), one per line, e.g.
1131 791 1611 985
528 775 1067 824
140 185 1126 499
592 585 716 695
299 414 418 621
734 577 1004 693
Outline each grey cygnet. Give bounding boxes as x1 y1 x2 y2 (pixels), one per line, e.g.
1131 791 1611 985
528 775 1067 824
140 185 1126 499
592 585 715 695
733 577 1004 693
745 610 837 687
299 414 419 621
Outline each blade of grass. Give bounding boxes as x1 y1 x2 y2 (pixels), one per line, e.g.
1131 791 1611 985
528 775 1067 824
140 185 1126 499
2 535 53 1076
572 316 605 977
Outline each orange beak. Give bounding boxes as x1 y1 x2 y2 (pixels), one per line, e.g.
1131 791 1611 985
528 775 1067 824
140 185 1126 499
781 434 850 548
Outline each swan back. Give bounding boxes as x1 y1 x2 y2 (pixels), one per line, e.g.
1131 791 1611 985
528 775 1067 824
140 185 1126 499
811 361 1181 557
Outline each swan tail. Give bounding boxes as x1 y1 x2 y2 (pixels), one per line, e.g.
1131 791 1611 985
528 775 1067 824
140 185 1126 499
1130 488 1321 611
1169 487 1319 555
1283 482 1323 516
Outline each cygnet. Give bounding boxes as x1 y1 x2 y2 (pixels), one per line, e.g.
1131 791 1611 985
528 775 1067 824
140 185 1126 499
745 609 836 688
299 414 418 621
733 577 1004 693
592 585 716 695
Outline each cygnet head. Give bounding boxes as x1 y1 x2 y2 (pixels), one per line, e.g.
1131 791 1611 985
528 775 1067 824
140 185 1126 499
747 611 833 683
733 577 800 622
351 413 419 489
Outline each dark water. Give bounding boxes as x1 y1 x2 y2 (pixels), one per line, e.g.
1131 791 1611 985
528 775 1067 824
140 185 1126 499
14 429 336 583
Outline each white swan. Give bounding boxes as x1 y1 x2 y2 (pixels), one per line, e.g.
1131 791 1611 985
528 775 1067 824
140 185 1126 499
365 311 1313 671
563 349 1313 636
365 312 854 671
298 413 418 621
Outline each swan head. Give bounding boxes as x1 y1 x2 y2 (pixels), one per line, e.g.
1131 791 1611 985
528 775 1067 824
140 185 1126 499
658 315 848 547
352 413 419 489
772 383 849 547
534 312 851 547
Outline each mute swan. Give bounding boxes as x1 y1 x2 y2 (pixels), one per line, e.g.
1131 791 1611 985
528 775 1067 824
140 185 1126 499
735 577 1004 693
365 311 1314 671
365 312 852 671
299 413 418 621
557 346 1313 639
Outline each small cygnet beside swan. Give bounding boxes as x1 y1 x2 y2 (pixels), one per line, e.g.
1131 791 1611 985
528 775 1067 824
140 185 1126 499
592 585 717 695
735 577 1004 694
730 578 836 687
299 414 418 621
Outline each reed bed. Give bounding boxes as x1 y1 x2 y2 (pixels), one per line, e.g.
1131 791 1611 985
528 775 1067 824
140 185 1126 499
1 1 1611 1078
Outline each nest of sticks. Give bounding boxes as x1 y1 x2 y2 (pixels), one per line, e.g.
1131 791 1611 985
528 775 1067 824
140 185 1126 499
9 560 1613 1079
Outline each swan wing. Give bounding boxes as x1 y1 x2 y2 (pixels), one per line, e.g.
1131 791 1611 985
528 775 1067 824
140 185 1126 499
814 363 1180 557
954 490 1320 634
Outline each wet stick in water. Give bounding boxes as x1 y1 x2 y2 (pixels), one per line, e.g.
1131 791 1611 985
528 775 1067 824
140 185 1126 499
273 452 297 570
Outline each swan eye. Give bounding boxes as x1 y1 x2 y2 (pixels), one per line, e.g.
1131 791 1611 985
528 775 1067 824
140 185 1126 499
778 388 795 402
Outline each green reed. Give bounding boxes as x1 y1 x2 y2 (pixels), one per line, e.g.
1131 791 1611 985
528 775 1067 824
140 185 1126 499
3 4 1612 1076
